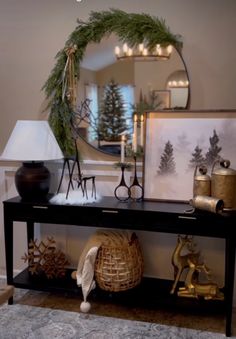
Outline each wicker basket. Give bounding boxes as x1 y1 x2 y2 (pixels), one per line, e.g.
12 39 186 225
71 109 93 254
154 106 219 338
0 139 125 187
94 232 143 292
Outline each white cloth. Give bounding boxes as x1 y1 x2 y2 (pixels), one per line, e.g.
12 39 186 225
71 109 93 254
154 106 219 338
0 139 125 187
50 190 100 205
75 230 133 306
80 246 99 302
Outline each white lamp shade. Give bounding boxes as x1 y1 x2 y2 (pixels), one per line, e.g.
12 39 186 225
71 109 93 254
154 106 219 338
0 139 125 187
1 120 64 161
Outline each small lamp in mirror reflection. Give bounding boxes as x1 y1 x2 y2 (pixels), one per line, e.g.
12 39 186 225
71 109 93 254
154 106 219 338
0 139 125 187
167 70 189 88
0 120 63 200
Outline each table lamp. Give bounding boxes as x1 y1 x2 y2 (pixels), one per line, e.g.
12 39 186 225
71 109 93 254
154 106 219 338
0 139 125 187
1 120 64 200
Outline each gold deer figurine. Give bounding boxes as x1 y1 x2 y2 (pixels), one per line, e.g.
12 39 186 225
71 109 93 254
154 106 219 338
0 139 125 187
177 259 224 300
170 235 200 294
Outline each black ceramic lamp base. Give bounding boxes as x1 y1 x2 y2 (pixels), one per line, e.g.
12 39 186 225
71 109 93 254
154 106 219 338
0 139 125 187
15 162 50 200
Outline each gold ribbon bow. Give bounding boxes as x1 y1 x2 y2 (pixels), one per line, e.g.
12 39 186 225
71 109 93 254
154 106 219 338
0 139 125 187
62 45 77 107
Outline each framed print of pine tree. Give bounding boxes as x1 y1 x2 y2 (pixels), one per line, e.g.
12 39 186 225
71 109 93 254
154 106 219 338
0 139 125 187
143 110 236 201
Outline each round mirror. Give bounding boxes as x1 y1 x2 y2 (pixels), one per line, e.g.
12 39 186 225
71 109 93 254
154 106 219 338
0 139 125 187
44 9 187 157
75 34 190 156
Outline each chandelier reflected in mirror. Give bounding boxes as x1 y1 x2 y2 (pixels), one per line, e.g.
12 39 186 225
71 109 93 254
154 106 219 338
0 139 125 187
115 43 173 61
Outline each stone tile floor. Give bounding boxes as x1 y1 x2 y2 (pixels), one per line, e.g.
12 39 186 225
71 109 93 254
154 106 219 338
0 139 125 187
1 278 235 336
14 289 230 335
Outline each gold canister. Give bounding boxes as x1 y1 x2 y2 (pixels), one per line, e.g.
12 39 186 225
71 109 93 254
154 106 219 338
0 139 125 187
211 159 236 210
193 165 211 197
190 195 224 213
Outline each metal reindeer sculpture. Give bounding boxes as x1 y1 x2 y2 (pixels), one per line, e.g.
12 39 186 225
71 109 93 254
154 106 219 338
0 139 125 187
57 105 97 199
170 235 200 294
177 259 224 300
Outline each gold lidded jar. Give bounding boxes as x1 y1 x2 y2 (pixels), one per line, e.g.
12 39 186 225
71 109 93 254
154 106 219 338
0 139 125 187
211 159 236 211
193 165 211 197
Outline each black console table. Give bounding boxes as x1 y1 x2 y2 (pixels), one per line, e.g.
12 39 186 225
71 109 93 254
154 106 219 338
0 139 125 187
3 195 236 337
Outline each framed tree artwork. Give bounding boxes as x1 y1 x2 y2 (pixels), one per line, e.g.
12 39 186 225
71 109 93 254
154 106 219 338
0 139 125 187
153 90 170 109
143 110 236 202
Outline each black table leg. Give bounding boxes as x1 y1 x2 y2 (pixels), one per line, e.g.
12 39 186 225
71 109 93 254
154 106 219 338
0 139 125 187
27 221 34 244
3 215 13 304
225 237 236 337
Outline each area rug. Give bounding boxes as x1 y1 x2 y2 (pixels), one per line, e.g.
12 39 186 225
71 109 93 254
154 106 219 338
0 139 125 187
0 303 231 339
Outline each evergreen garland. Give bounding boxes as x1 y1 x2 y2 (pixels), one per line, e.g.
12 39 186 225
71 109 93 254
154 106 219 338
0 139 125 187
43 9 183 156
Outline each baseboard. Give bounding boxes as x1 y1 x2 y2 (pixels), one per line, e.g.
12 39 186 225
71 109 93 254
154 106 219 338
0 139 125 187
0 269 21 281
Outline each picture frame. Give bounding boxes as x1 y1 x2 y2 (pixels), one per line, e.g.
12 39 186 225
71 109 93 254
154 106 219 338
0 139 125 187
143 110 236 202
153 90 171 109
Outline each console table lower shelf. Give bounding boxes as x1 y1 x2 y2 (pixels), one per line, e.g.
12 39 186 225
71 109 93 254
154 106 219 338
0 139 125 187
4 196 235 336
13 268 225 319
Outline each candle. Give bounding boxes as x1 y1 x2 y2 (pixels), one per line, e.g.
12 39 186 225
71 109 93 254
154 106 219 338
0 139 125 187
133 114 138 153
140 114 144 147
123 43 128 55
121 135 125 163
115 46 120 56
132 133 135 152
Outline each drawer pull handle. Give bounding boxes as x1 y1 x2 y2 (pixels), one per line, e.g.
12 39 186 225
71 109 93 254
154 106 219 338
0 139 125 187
178 215 196 220
32 206 48 209
102 209 119 214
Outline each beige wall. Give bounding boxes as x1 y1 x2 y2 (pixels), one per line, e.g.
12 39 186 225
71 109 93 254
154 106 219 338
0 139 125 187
134 48 185 102
96 60 134 86
78 68 96 102
1 0 236 154
0 0 236 302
